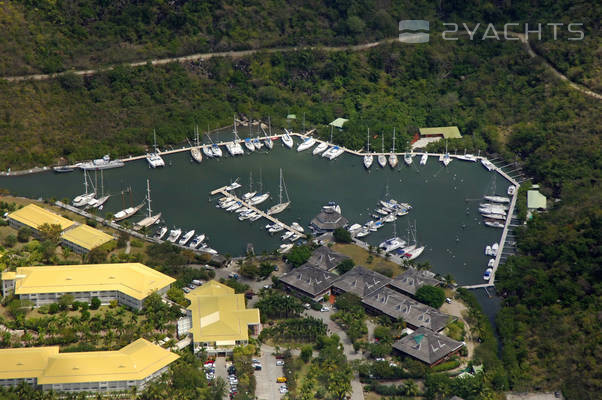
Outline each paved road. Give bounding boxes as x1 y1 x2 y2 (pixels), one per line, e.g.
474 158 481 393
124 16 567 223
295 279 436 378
255 345 285 400
2 35 599 100
213 356 229 398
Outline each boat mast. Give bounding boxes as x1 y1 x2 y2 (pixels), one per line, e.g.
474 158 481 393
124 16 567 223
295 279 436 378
146 179 152 218
303 113 306 134
259 168 263 194
153 129 158 153
330 125 333 143
282 170 290 202
100 170 104 197
278 168 283 204
83 171 88 195
381 134 384 153
392 128 396 152
367 128 370 151
249 171 253 192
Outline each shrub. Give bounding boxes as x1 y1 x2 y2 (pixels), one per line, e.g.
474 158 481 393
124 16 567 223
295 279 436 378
415 285 446 308
48 303 60 314
17 227 32 242
333 227 352 243
300 345 313 362
3 235 17 247
90 297 101 310
336 259 354 274
431 359 460 372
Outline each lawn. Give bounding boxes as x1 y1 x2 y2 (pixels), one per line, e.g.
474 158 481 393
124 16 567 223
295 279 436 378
332 243 404 277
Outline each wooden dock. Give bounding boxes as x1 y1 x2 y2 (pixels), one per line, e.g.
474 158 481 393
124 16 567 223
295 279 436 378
211 186 306 239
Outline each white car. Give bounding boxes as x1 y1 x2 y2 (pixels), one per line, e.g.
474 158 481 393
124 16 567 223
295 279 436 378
276 360 284 366
320 306 330 312
279 386 288 394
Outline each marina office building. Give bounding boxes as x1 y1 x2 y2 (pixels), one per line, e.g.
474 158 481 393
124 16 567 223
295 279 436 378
0 339 179 393
1 263 175 311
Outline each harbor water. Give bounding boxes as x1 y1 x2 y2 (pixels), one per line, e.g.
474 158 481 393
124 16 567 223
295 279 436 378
0 138 512 286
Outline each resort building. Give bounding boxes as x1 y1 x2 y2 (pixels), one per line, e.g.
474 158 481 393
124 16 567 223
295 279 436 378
362 286 452 332
279 263 340 301
392 327 463 366
331 266 390 298
310 207 349 234
182 281 260 355
1 263 175 310
0 339 178 393
387 267 442 297
305 245 351 271
6 204 74 237
61 224 114 254
413 126 462 149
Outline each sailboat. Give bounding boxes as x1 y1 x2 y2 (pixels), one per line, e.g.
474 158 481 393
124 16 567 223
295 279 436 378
378 222 406 253
440 139 451 167
404 141 413 165
190 125 203 163
72 171 96 207
249 169 270 205
282 128 294 149
113 187 145 222
297 135 316 152
226 116 244 156
262 117 274 150
93 170 110 209
420 153 428 165
243 172 257 200
146 129 166 168
403 221 425 260
134 179 162 231
266 169 290 215
389 128 398 168
244 124 256 152
378 134 387 167
363 129 373 169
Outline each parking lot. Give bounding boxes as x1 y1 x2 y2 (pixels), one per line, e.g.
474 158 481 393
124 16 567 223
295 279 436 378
255 344 286 400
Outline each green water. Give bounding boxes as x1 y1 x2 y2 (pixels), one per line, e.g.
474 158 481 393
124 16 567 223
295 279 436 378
0 138 512 285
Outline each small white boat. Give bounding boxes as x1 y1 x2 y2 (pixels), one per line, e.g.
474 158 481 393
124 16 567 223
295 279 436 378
488 258 495 267
404 153 413 165
242 192 257 200
485 245 493 256
364 154 373 169
154 226 168 240
268 224 284 233
211 144 223 157
297 137 316 152
202 145 214 158
481 158 495 171
356 228 370 238
282 130 294 148
406 246 425 260
378 154 387 168
480 203 509 210
313 142 328 155
507 185 516 195
220 199 236 209
244 138 256 152
290 233 302 241
199 246 217 255
281 231 294 241
442 153 451 167
491 243 499 255
191 147 202 163
225 181 242 191
226 202 242 211
483 213 505 221
347 223 362 233
238 212 253 221
179 230 195 245
167 229 182 243
189 234 206 249
383 214 397 223
291 222 304 232
235 207 250 214
483 267 493 280
249 193 269 205
278 244 293 253
389 154 398 168
253 137 263 150
484 195 510 203
249 213 262 221
420 153 428 165
328 146 345 160
484 221 504 228
375 208 390 215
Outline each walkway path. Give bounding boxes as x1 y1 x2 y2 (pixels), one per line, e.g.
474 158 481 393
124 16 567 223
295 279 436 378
2 35 598 100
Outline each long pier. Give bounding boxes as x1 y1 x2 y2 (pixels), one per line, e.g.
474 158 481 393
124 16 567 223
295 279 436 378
210 186 306 239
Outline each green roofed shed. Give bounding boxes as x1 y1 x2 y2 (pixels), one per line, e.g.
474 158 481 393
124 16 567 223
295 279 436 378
419 126 462 139
329 118 349 128
527 190 547 210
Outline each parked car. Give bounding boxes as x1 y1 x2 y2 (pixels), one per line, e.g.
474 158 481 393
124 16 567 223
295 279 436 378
279 386 288 394
183 287 191 293
445 297 452 304
276 377 287 383
276 360 284 366
320 306 330 312
303 303 311 309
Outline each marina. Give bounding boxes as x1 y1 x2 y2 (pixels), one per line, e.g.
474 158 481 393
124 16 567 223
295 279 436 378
0 128 518 286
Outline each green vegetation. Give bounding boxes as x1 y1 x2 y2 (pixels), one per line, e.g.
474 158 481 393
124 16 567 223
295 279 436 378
415 285 446 309
335 258 355 275
259 317 326 343
332 293 367 344
285 245 312 268
333 227 352 243
255 291 303 321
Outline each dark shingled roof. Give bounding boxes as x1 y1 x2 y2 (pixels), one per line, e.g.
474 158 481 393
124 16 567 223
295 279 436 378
393 327 463 365
332 266 390 298
310 208 348 231
306 246 351 271
388 267 441 296
362 286 452 332
279 264 340 297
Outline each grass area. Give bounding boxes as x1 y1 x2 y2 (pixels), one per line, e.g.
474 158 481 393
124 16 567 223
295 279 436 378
332 243 403 277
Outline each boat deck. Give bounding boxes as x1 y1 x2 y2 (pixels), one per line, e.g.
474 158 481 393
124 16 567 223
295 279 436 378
211 186 306 239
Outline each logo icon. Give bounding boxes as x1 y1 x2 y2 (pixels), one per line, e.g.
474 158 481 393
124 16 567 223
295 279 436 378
399 20 430 43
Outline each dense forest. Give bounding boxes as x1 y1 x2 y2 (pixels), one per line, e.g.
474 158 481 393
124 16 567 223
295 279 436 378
0 1 600 399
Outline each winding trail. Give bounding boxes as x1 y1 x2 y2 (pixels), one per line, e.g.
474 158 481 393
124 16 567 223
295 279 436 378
1 35 599 99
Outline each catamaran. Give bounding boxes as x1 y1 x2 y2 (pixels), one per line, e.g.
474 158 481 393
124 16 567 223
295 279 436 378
378 134 387 167
190 125 203 163
389 128 398 168
325 146 345 160
167 228 182 243
420 153 428 165
178 229 195 245
266 169 290 215
134 179 162 230
146 129 165 168
297 136 316 152
282 129 294 149
364 129 373 169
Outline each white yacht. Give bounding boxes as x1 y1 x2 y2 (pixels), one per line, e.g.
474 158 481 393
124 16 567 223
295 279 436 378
202 145 214 158
356 227 370 238
282 129 294 148
190 125 203 163
262 119 274 150
405 246 425 260
291 222 304 232
420 153 428 165
113 203 145 221
440 139 451 167
253 137 263 150
363 130 373 169
484 195 510 203
483 267 493 280
225 180 242 191
154 226 168 240
211 143 223 157
242 192 256 200
77 154 124 170
226 202 242 211
244 138 256 152
226 117 244 156
378 134 387 167
456 150 477 162
249 193 269 205
323 146 344 160
278 244 293 253
199 246 218 255
379 237 406 253
281 231 294 241
389 128 398 168
268 224 284 233
167 229 182 243
313 142 328 155
179 230 195 245
484 221 504 228
297 136 316 152
189 234 206 249
481 158 495 171
347 223 362 233
483 213 505 220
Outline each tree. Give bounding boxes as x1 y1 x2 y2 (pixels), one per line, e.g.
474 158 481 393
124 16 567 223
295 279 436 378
86 247 108 264
259 262 275 279
17 227 32 242
415 285 446 308
90 297 101 310
3 234 16 247
333 227 352 243
336 259 354 274
286 245 312 267
58 294 75 311
300 345 313 363
38 223 62 244
7 298 32 319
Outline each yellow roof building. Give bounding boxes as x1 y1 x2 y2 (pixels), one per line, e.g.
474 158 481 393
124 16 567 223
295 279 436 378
61 224 114 251
185 281 260 346
7 204 74 231
12 263 175 301
0 339 178 385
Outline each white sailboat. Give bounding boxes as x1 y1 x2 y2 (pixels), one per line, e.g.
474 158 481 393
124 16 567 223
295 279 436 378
441 139 451 167
484 195 510 203
134 179 162 230
404 221 425 260
190 125 203 163
363 129 373 169
242 172 257 200
93 170 110 209
73 171 96 207
389 128 398 168
113 202 145 222
313 141 328 155
266 168 290 215
297 136 316 152
378 134 387 167
146 129 165 168
282 128 294 149
420 153 428 165
249 169 270 205
262 117 274 150
226 117 244 156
